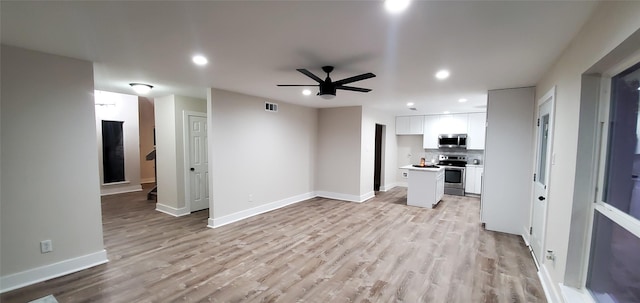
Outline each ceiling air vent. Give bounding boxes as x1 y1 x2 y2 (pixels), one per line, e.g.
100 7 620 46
409 107 418 111
265 102 278 112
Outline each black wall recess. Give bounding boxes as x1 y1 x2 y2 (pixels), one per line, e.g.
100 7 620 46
102 120 125 183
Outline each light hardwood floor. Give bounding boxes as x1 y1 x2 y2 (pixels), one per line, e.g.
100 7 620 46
1 187 545 302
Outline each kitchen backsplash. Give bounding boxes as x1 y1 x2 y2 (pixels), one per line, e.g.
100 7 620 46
424 149 484 165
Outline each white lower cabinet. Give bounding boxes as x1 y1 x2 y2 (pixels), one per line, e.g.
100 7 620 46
465 165 483 195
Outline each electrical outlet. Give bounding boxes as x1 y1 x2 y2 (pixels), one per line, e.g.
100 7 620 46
40 240 53 253
248 194 253 202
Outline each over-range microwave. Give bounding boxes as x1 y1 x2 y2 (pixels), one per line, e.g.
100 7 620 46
438 134 467 149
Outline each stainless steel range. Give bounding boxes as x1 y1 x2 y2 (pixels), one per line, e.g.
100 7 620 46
438 154 467 196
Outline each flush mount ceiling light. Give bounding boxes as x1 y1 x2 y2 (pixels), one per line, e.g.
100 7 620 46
435 70 450 80
406 102 414 106
443 111 450 114
385 0 411 13
302 89 312 96
458 98 468 103
129 83 153 95
192 55 208 66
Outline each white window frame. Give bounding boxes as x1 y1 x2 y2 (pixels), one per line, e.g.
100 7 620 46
583 53 640 301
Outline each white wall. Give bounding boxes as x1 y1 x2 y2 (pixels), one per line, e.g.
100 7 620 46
154 95 206 214
207 88 317 225
316 107 363 201
361 106 398 194
482 87 535 235
0 45 107 291
154 95 179 211
94 90 141 195
396 135 425 187
534 1 640 298
138 97 155 184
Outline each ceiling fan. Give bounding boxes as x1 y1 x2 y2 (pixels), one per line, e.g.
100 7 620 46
277 66 376 99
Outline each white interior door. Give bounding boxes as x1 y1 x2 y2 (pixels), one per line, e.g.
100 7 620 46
188 115 209 212
531 92 554 262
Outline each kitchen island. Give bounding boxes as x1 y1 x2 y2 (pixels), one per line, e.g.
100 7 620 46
401 165 445 208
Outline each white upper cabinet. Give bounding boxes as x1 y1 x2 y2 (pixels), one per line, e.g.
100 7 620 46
396 116 424 135
467 113 487 150
439 114 468 134
423 115 440 149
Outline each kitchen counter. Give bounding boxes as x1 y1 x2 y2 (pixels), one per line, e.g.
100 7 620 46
400 165 445 208
400 165 444 172
465 164 484 168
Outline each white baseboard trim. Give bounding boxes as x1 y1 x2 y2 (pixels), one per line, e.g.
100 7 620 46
396 182 408 188
538 264 561 303
360 191 375 202
0 250 108 293
155 203 190 217
315 191 374 203
379 183 397 192
521 232 530 247
208 192 315 228
100 184 142 196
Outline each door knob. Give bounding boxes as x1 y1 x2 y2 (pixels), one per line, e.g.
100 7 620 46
190 168 195 171
538 196 546 201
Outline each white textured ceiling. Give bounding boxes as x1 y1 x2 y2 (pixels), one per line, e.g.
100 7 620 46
1 1 598 115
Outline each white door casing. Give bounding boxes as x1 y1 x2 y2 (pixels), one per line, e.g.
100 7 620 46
186 113 209 212
530 87 555 262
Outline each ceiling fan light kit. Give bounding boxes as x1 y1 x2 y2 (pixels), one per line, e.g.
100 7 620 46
278 65 375 99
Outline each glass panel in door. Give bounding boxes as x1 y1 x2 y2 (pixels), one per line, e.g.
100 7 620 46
538 114 550 185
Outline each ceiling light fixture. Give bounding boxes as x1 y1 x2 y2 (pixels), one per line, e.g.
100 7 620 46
385 0 411 13
407 102 414 106
458 98 468 103
129 83 153 94
319 93 336 100
443 111 450 114
435 70 450 80
302 89 312 96
192 55 208 66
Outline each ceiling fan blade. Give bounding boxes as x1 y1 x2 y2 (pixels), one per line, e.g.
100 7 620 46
336 85 372 93
277 84 319 87
333 73 376 86
297 69 324 83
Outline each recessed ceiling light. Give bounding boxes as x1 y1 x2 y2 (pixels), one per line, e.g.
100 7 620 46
443 111 450 114
407 102 414 106
302 89 312 96
129 83 153 95
385 0 411 13
435 70 450 80
192 55 208 66
458 98 467 103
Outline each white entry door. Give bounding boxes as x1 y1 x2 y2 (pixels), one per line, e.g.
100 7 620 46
188 115 209 212
531 89 555 262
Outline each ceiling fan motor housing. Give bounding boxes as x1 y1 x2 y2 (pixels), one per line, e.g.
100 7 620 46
319 81 337 98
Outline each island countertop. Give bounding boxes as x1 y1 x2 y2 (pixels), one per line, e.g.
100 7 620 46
400 165 444 172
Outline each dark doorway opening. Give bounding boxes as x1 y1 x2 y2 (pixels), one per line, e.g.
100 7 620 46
374 124 384 191
102 120 125 183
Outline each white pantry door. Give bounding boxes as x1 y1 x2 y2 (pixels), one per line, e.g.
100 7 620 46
531 89 554 262
188 115 209 212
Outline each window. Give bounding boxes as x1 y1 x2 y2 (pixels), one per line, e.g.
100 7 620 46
587 62 640 303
